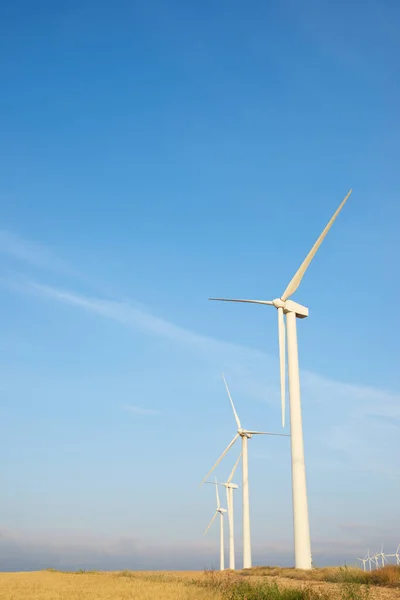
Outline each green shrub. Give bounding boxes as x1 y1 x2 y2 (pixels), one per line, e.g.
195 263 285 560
222 579 329 600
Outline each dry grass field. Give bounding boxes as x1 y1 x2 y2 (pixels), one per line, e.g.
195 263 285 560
0 566 399 600
0 570 221 600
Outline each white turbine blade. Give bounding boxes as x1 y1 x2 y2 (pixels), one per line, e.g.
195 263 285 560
222 373 241 429
203 511 218 536
209 298 273 305
227 451 242 484
244 430 290 436
281 189 352 302
200 434 240 486
278 306 286 428
215 478 221 509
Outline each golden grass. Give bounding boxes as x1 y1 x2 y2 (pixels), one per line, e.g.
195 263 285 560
0 570 222 600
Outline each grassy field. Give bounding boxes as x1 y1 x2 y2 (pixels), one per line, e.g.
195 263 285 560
0 566 399 600
241 565 400 588
0 570 220 600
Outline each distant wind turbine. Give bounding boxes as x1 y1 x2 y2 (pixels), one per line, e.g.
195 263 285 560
379 543 400 566
205 452 241 570
203 478 227 571
366 549 374 571
377 543 387 568
201 373 289 569
209 190 352 569
356 555 368 571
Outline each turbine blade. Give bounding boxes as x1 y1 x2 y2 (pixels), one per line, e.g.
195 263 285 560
278 307 286 428
203 511 218 536
227 451 242 484
215 477 220 508
222 373 241 429
209 298 273 305
244 430 290 436
200 434 240 486
281 189 352 302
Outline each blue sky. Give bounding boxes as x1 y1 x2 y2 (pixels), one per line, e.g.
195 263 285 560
0 0 399 570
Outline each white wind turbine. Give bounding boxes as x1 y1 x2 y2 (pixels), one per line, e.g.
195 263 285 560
356 555 368 571
367 548 372 571
371 552 380 570
209 190 352 569
376 543 387 568
201 373 290 569
205 453 241 570
366 549 374 571
204 478 228 571
385 544 400 566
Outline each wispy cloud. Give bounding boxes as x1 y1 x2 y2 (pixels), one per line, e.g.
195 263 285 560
0 230 67 271
27 280 255 351
1 231 399 482
123 404 161 417
4 275 399 478
0 230 89 284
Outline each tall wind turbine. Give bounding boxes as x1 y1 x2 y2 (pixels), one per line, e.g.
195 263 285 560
356 554 368 571
201 374 289 569
204 478 227 571
205 453 241 570
209 190 352 569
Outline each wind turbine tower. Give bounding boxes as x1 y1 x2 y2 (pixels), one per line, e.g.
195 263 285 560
203 479 227 571
205 453 241 570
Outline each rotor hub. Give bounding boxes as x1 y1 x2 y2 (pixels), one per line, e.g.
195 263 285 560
273 298 285 309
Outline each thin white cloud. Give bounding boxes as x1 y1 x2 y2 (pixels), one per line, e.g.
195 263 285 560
0 230 64 269
123 405 161 417
2 276 398 479
0 230 87 283
24 279 267 366
0 231 399 482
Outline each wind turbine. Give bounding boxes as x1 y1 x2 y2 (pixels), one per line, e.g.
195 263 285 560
203 478 228 571
384 547 398 565
205 453 241 570
377 543 387 568
366 549 373 571
201 373 289 569
209 190 352 569
356 555 368 571
395 544 400 566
